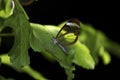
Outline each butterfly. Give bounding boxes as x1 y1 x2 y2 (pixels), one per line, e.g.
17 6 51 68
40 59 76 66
53 18 80 53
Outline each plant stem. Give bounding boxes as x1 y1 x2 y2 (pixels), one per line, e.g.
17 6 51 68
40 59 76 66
0 54 47 80
0 33 14 37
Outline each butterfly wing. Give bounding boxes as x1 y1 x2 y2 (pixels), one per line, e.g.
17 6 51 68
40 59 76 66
55 18 80 45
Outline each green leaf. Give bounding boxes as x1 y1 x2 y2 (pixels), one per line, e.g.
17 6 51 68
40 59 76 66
79 23 104 64
0 0 15 19
103 39 120 59
99 46 111 65
73 41 95 69
8 27 30 68
30 23 47 52
30 23 66 61
78 22 113 66
30 23 76 80
3 0 31 68
30 24 56 61
30 22 95 79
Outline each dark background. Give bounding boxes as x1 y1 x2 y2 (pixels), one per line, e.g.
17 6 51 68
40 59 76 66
0 0 120 80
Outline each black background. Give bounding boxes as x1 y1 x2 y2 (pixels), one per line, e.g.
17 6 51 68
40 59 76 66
0 0 120 80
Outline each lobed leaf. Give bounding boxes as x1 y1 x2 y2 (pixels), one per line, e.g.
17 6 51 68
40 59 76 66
3 0 31 68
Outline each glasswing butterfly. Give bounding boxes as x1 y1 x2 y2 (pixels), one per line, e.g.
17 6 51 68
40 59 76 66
53 18 80 53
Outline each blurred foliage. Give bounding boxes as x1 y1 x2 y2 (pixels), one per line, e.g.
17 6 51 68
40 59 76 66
0 0 120 80
0 75 15 80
